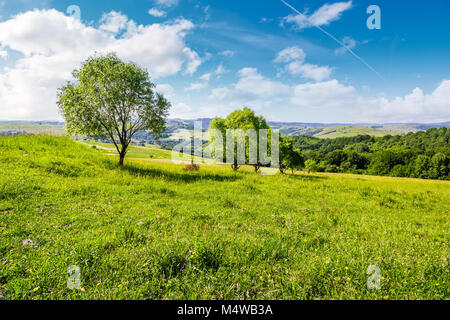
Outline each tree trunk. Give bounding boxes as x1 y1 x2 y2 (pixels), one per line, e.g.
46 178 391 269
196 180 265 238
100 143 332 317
119 153 125 166
118 145 127 166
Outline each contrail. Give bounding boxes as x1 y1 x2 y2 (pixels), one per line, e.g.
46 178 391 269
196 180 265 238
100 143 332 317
280 0 384 80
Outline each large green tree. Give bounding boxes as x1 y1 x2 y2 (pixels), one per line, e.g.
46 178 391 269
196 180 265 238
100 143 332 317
57 53 170 166
209 107 271 172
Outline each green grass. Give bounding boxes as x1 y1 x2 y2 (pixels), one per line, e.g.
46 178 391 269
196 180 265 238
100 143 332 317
313 126 392 139
80 141 173 160
0 122 65 136
0 135 448 300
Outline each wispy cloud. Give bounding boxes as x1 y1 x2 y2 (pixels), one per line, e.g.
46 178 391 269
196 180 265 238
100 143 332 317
155 0 178 8
334 37 370 55
219 50 235 57
148 8 166 18
282 0 352 29
280 0 383 80
185 82 208 92
334 36 356 55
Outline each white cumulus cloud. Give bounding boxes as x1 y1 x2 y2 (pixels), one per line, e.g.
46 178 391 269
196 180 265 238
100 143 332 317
208 66 450 123
170 102 195 119
357 80 450 123
290 79 356 108
274 46 306 63
286 61 332 81
275 46 332 81
0 9 201 120
235 68 289 97
99 11 128 33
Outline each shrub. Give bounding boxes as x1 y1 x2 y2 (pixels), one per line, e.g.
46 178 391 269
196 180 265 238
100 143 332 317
183 163 200 172
325 164 339 173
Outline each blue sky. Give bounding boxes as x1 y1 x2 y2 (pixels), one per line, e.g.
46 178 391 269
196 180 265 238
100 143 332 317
0 0 449 123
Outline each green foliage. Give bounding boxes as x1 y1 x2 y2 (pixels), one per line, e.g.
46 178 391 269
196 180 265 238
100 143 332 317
57 53 170 165
304 159 318 173
279 136 304 173
326 150 347 167
294 128 449 180
429 153 449 179
208 107 271 172
0 135 448 299
414 155 431 179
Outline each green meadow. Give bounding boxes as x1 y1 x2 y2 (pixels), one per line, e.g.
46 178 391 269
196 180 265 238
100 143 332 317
0 122 65 136
80 140 173 160
0 135 448 300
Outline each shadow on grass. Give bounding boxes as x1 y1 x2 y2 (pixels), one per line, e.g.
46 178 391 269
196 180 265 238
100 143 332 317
288 174 328 181
119 163 242 183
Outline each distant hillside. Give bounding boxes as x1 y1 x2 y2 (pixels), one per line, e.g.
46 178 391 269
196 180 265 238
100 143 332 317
164 119 450 140
1 120 449 143
0 121 65 136
165 119 450 139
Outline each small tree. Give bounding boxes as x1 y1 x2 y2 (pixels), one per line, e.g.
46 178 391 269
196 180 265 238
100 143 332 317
429 152 449 179
414 155 431 179
57 53 170 166
305 159 318 173
279 136 304 174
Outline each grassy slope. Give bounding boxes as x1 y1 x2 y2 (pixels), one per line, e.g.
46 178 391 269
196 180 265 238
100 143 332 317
0 122 65 136
0 121 425 140
313 126 392 139
80 141 173 160
0 136 448 300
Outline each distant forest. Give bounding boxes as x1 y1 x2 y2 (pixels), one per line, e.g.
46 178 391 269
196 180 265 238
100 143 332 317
293 127 449 180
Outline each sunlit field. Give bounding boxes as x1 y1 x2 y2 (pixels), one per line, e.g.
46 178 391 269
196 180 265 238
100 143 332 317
0 136 448 300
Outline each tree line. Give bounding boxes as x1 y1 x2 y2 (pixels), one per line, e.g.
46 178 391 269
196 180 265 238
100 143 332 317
294 128 449 180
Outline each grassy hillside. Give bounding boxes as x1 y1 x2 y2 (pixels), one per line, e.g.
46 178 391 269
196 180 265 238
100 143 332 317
0 122 65 136
80 141 173 160
267 123 449 138
3 121 449 143
313 126 392 139
0 136 448 300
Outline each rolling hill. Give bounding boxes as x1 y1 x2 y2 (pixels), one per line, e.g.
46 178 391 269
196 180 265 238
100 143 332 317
0 135 448 299
1 120 449 143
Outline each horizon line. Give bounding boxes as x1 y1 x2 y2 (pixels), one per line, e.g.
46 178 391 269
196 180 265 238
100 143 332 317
1 119 449 126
